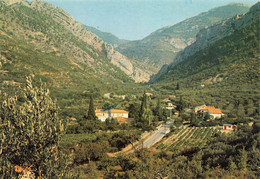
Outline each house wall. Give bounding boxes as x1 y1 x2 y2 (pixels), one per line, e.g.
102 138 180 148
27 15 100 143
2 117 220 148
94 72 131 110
210 113 222 119
223 125 236 130
96 112 128 121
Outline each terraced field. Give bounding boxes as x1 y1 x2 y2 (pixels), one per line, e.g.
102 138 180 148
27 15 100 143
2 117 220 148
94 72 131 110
157 127 221 152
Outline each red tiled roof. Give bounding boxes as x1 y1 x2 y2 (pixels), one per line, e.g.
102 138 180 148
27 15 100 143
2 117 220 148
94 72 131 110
208 108 223 114
198 106 223 114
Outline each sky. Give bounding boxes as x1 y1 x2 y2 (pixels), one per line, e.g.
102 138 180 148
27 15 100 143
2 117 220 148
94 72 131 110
27 0 258 40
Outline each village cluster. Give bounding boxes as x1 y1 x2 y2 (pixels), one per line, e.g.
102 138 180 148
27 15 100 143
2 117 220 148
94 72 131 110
94 93 237 132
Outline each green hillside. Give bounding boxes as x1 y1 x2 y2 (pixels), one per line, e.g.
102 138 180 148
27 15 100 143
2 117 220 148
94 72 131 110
155 21 259 87
0 1 147 119
84 25 129 47
117 3 250 68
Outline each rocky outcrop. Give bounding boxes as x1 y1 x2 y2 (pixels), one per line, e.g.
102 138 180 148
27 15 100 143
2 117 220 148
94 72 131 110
28 0 152 82
150 2 260 83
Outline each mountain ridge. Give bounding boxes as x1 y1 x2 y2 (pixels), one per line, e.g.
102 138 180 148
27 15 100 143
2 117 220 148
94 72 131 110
150 2 260 83
116 3 251 69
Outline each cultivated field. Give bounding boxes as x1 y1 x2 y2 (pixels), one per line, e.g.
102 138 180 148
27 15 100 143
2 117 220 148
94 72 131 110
157 127 221 152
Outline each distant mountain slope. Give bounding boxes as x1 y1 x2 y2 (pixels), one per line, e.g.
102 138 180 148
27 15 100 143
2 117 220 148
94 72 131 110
152 2 260 89
117 3 250 68
84 25 129 47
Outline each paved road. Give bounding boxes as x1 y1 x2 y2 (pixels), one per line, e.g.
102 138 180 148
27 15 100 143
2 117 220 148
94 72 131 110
125 121 174 154
128 120 173 150
142 120 174 148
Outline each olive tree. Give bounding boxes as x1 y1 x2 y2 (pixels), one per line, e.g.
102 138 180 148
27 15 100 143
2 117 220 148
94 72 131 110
0 77 68 178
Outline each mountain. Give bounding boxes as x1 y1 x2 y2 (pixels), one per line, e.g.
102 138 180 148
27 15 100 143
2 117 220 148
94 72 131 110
117 3 251 69
84 25 129 47
1 0 155 84
151 2 260 89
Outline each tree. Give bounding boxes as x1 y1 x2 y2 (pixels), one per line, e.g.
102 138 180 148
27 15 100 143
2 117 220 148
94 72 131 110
238 147 247 171
154 98 163 121
86 95 96 121
0 77 68 178
190 112 200 126
138 92 152 128
139 92 148 120
128 103 139 119
176 82 180 90
228 157 237 172
236 103 245 118
176 96 185 116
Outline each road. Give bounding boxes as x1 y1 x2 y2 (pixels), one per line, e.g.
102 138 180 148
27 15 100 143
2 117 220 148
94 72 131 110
142 120 174 148
123 121 174 154
127 120 174 151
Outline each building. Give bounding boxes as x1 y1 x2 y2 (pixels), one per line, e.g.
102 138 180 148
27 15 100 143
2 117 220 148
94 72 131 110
113 95 126 100
206 108 223 119
95 109 129 122
145 93 153 97
194 104 207 113
223 124 237 130
196 105 224 119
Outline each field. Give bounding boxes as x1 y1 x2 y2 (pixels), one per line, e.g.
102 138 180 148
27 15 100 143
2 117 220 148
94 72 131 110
157 127 221 152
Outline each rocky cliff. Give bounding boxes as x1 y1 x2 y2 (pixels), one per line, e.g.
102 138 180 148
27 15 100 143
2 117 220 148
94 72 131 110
3 0 153 82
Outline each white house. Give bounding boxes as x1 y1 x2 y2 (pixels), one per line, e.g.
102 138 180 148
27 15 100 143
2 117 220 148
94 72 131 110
95 109 129 122
196 105 224 119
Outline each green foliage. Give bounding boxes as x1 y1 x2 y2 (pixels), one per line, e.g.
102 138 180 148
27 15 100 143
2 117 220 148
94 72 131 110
238 147 247 171
136 92 153 130
74 141 110 163
86 95 96 121
128 103 140 119
153 98 164 121
156 20 259 87
0 77 68 178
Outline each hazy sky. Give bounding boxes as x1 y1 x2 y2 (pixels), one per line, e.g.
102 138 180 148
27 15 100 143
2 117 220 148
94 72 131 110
27 0 258 40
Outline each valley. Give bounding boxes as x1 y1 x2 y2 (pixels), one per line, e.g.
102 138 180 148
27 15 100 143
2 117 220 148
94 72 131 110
0 0 259 178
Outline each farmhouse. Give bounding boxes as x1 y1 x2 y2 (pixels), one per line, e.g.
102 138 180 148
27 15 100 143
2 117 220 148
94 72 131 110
95 109 129 122
195 105 224 119
223 124 237 130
